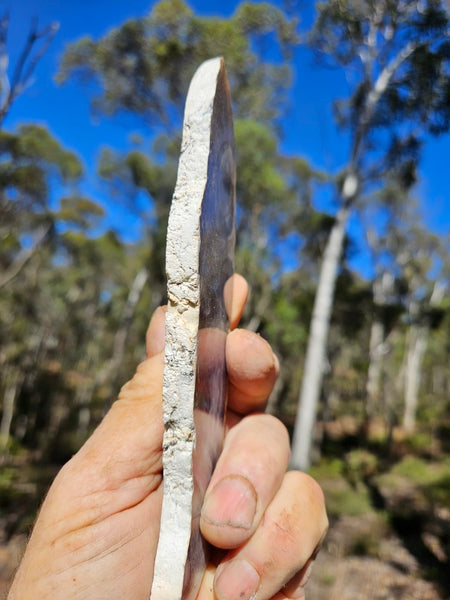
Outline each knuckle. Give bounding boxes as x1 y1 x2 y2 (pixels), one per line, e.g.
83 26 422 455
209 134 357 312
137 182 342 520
287 471 329 533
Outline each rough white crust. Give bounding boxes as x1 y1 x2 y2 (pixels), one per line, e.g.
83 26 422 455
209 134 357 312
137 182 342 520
150 57 224 600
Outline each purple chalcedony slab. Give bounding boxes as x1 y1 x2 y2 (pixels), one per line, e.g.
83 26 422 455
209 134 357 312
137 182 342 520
151 57 235 600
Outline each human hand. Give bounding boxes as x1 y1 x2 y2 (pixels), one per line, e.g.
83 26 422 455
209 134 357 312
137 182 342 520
8 274 328 600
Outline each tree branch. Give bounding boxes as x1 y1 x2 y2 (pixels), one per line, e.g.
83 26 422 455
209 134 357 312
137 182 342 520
351 39 419 167
0 224 50 289
19 22 59 94
0 17 59 127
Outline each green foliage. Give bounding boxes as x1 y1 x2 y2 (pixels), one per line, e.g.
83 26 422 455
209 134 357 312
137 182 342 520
57 0 298 124
345 518 388 558
389 455 450 485
344 449 379 483
324 477 374 518
234 119 289 245
377 456 450 511
0 124 81 218
403 431 437 455
14 125 81 179
427 473 450 509
311 457 376 518
0 121 151 464
311 0 450 189
57 196 105 229
235 119 285 204
309 457 345 479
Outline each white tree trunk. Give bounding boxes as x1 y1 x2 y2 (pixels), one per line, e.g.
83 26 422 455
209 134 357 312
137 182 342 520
109 267 149 373
366 317 385 419
96 267 149 416
93 267 149 391
402 283 445 432
364 269 394 420
403 325 428 432
290 204 350 471
0 225 50 289
0 373 22 453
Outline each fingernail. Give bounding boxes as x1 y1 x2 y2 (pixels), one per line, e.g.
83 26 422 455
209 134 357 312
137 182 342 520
146 306 167 356
215 559 260 600
202 475 257 530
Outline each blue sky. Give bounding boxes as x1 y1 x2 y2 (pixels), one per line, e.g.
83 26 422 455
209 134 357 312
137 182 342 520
8 0 450 277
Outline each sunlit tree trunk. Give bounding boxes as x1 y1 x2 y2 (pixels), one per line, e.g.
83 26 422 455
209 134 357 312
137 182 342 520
109 267 148 376
366 317 385 419
290 21 418 469
403 325 428 431
94 267 149 418
365 272 394 420
402 283 445 431
290 202 350 471
0 376 19 453
0 386 15 451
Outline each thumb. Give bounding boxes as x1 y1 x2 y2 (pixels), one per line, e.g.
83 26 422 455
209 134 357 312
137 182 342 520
8 313 167 597
66 308 166 493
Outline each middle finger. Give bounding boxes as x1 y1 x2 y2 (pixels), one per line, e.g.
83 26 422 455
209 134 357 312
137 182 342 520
226 329 279 420
200 413 290 549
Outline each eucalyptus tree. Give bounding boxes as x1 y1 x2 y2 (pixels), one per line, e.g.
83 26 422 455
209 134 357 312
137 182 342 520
389 220 448 431
57 0 298 125
291 0 450 470
57 0 322 339
0 125 89 452
0 11 75 288
362 180 410 421
0 13 117 455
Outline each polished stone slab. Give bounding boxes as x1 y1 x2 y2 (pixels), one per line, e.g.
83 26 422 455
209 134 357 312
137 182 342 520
151 57 236 600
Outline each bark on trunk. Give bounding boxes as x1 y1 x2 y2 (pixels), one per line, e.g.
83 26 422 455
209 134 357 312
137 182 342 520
290 204 350 471
403 325 428 431
366 317 385 419
0 225 51 289
0 372 23 454
402 283 444 432
109 267 149 376
0 383 17 452
364 268 394 422
98 267 149 413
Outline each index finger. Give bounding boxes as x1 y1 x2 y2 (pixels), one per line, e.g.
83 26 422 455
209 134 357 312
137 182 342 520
224 274 279 417
146 274 278 419
226 329 279 418
224 273 248 330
